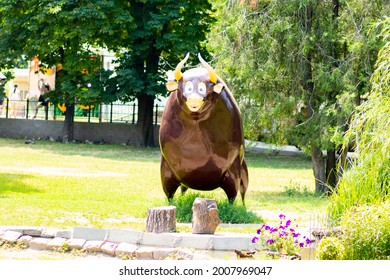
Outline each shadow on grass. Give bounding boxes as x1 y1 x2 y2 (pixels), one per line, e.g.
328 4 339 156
0 173 42 197
245 152 312 170
5 139 161 163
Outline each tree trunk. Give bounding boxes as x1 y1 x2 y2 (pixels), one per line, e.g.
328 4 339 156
301 4 329 194
146 206 176 233
136 94 155 147
326 149 337 191
311 145 329 194
62 103 75 142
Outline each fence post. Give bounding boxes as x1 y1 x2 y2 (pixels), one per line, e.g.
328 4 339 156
155 104 158 125
110 102 113 123
45 103 48 120
99 103 102 123
88 106 91 123
5 98 9 118
26 99 30 119
132 103 136 124
53 103 57 120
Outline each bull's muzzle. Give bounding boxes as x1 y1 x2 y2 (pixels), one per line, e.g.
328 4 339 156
186 96 204 112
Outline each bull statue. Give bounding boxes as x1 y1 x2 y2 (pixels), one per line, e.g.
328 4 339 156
159 53 248 203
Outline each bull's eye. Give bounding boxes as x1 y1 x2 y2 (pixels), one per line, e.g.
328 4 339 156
197 82 207 97
184 81 194 94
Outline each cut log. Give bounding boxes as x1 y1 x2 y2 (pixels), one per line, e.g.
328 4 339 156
146 206 176 233
192 197 221 234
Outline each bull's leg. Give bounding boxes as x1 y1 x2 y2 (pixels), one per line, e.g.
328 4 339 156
220 157 247 205
160 157 180 202
180 185 189 195
220 165 240 204
239 159 249 206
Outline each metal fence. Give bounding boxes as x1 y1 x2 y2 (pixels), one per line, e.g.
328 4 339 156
0 98 165 125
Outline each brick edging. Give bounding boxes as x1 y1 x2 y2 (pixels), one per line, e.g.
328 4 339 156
0 227 207 260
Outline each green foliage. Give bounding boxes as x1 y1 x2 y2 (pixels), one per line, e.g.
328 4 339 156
340 203 390 260
282 180 316 197
209 0 389 190
170 192 197 223
0 0 131 105
170 192 262 224
0 0 215 144
328 17 390 222
218 201 262 224
316 237 345 260
111 0 215 103
0 71 13 98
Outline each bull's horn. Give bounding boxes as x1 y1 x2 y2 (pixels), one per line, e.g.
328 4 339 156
198 53 217 84
174 53 190 81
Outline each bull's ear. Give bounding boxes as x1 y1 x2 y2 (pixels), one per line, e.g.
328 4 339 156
166 81 178 92
213 83 224 94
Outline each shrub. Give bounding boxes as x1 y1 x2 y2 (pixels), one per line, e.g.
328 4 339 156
282 180 315 197
316 237 344 260
340 203 390 260
218 200 262 224
171 192 262 224
171 192 197 223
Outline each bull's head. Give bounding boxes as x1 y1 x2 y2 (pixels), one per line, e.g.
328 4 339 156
166 53 224 113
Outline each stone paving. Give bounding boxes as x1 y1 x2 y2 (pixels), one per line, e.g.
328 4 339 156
0 226 256 260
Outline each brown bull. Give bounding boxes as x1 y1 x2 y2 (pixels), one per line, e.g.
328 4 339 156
159 53 248 203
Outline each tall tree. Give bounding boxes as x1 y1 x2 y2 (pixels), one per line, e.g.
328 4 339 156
109 0 215 147
209 0 388 193
0 0 133 141
328 17 390 222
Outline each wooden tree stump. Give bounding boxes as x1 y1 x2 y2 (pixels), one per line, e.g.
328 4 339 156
146 206 176 233
192 197 221 234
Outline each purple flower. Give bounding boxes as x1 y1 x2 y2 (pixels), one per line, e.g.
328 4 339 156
266 239 275 245
254 215 310 253
256 225 266 234
279 231 288 238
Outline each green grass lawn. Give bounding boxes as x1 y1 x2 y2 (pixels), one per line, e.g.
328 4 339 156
0 138 328 232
